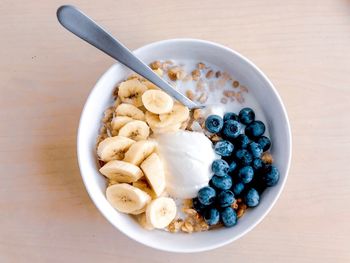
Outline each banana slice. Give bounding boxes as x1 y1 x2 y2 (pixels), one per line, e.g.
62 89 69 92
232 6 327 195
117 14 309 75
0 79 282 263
140 153 165 196
145 197 177 229
118 120 150 141
111 116 134 135
159 103 190 125
151 122 181 134
124 140 157 166
142 90 174 114
145 110 182 133
115 103 145 120
145 111 168 129
130 206 147 215
118 79 148 107
100 160 144 183
106 183 151 214
97 136 135 162
137 213 154 230
133 180 157 199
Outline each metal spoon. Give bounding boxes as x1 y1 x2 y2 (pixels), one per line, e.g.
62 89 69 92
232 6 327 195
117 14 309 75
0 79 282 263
57 5 200 109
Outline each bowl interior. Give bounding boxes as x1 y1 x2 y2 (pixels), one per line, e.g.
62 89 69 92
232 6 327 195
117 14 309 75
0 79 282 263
77 39 291 252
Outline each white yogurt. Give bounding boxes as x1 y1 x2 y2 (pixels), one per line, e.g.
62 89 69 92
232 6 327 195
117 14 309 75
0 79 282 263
155 130 217 199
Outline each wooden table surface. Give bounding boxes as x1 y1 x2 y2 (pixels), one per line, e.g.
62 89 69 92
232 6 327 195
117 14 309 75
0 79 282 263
1 0 350 262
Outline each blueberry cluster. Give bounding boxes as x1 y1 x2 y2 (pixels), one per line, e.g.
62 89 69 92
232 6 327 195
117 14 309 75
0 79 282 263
194 108 280 228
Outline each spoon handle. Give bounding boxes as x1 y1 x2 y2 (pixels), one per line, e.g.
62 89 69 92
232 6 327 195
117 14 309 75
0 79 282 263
57 5 199 109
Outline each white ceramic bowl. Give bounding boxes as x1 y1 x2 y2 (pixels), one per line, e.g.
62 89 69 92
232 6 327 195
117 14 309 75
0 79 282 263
77 39 292 253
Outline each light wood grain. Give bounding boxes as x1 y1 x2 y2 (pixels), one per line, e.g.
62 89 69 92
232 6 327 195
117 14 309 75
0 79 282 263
1 0 350 262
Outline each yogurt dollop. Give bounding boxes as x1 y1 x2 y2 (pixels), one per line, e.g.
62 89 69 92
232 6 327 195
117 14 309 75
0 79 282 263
155 130 217 199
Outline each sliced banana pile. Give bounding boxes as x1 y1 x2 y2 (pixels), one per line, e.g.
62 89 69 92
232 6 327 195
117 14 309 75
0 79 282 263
96 74 192 230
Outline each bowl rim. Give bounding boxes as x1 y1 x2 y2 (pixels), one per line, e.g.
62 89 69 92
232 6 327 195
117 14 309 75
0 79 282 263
77 38 292 253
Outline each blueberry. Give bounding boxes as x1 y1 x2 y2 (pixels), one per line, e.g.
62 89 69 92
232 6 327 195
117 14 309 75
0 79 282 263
239 108 255 125
232 182 245 195
238 166 254 184
211 175 232 190
223 120 241 139
205 115 223 133
211 159 229 177
228 160 237 173
220 207 237 227
235 134 250 149
214 140 234 157
252 158 264 171
244 188 260 207
257 136 271 152
245 121 266 138
204 207 220 226
235 149 253 166
217 190 235 208
192 197 206 213
261 165 280 186
249 142 263 158
197 186 216 205
223 112 239 122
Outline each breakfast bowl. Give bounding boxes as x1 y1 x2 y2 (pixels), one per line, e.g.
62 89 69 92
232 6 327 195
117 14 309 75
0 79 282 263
77 39 292 252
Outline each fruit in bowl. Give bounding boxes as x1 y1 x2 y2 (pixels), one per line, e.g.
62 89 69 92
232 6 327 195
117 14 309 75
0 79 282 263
77 39 291 252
